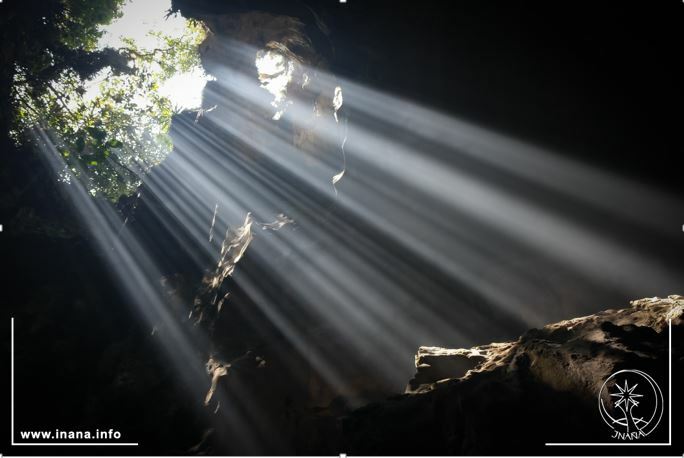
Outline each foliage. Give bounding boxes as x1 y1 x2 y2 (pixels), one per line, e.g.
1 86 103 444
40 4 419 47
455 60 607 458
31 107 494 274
1 0 126 93
6 1 206 201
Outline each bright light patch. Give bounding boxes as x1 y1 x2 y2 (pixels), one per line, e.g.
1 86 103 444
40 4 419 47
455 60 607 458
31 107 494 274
255 49 295 120
96 0 210 110
159 67 211 111
98 0 186 49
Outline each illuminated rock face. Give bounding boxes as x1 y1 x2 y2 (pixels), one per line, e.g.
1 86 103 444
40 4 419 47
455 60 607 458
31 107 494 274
407 345 499 393
341 296 682 454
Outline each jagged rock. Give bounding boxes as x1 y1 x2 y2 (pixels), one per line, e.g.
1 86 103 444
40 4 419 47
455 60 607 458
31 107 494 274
342 296 683 454
407 346 489 392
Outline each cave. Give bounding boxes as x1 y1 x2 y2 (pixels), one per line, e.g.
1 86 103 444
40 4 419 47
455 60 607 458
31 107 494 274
1 0 682 456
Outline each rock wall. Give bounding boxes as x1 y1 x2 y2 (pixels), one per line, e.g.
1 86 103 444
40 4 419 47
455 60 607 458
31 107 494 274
342 296 682 454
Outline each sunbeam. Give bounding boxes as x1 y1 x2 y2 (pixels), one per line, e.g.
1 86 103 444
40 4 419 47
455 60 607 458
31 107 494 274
14 10 683 453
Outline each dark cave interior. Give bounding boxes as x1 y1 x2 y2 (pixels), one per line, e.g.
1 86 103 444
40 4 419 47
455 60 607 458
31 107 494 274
1 0 683 455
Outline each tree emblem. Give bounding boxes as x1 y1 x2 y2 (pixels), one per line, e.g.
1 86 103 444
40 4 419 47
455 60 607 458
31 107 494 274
598 369 664 440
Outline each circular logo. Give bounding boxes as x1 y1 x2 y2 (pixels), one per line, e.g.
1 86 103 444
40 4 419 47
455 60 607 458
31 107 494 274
598 369 663 440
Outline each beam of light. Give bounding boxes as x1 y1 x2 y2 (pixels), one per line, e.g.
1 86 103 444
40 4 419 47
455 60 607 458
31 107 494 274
27 127 267 453
114 37 683 406
28 29 683 450
203 41 680 299
221 39 684 277
337 77 682 238
189 84 523 325
186 38 683 331
128 100 478 398
31 130 208 377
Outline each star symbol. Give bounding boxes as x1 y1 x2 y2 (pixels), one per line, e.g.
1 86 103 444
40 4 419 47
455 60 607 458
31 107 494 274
611 379 643 410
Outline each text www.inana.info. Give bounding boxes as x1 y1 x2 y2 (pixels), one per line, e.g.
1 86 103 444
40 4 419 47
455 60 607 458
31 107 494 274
19 429 122 440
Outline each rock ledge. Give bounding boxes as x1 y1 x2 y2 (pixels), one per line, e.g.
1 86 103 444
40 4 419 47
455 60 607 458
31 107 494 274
343 295 682 454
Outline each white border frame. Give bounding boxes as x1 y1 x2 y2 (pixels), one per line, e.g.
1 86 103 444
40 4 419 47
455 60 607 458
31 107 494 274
10 317 139 446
